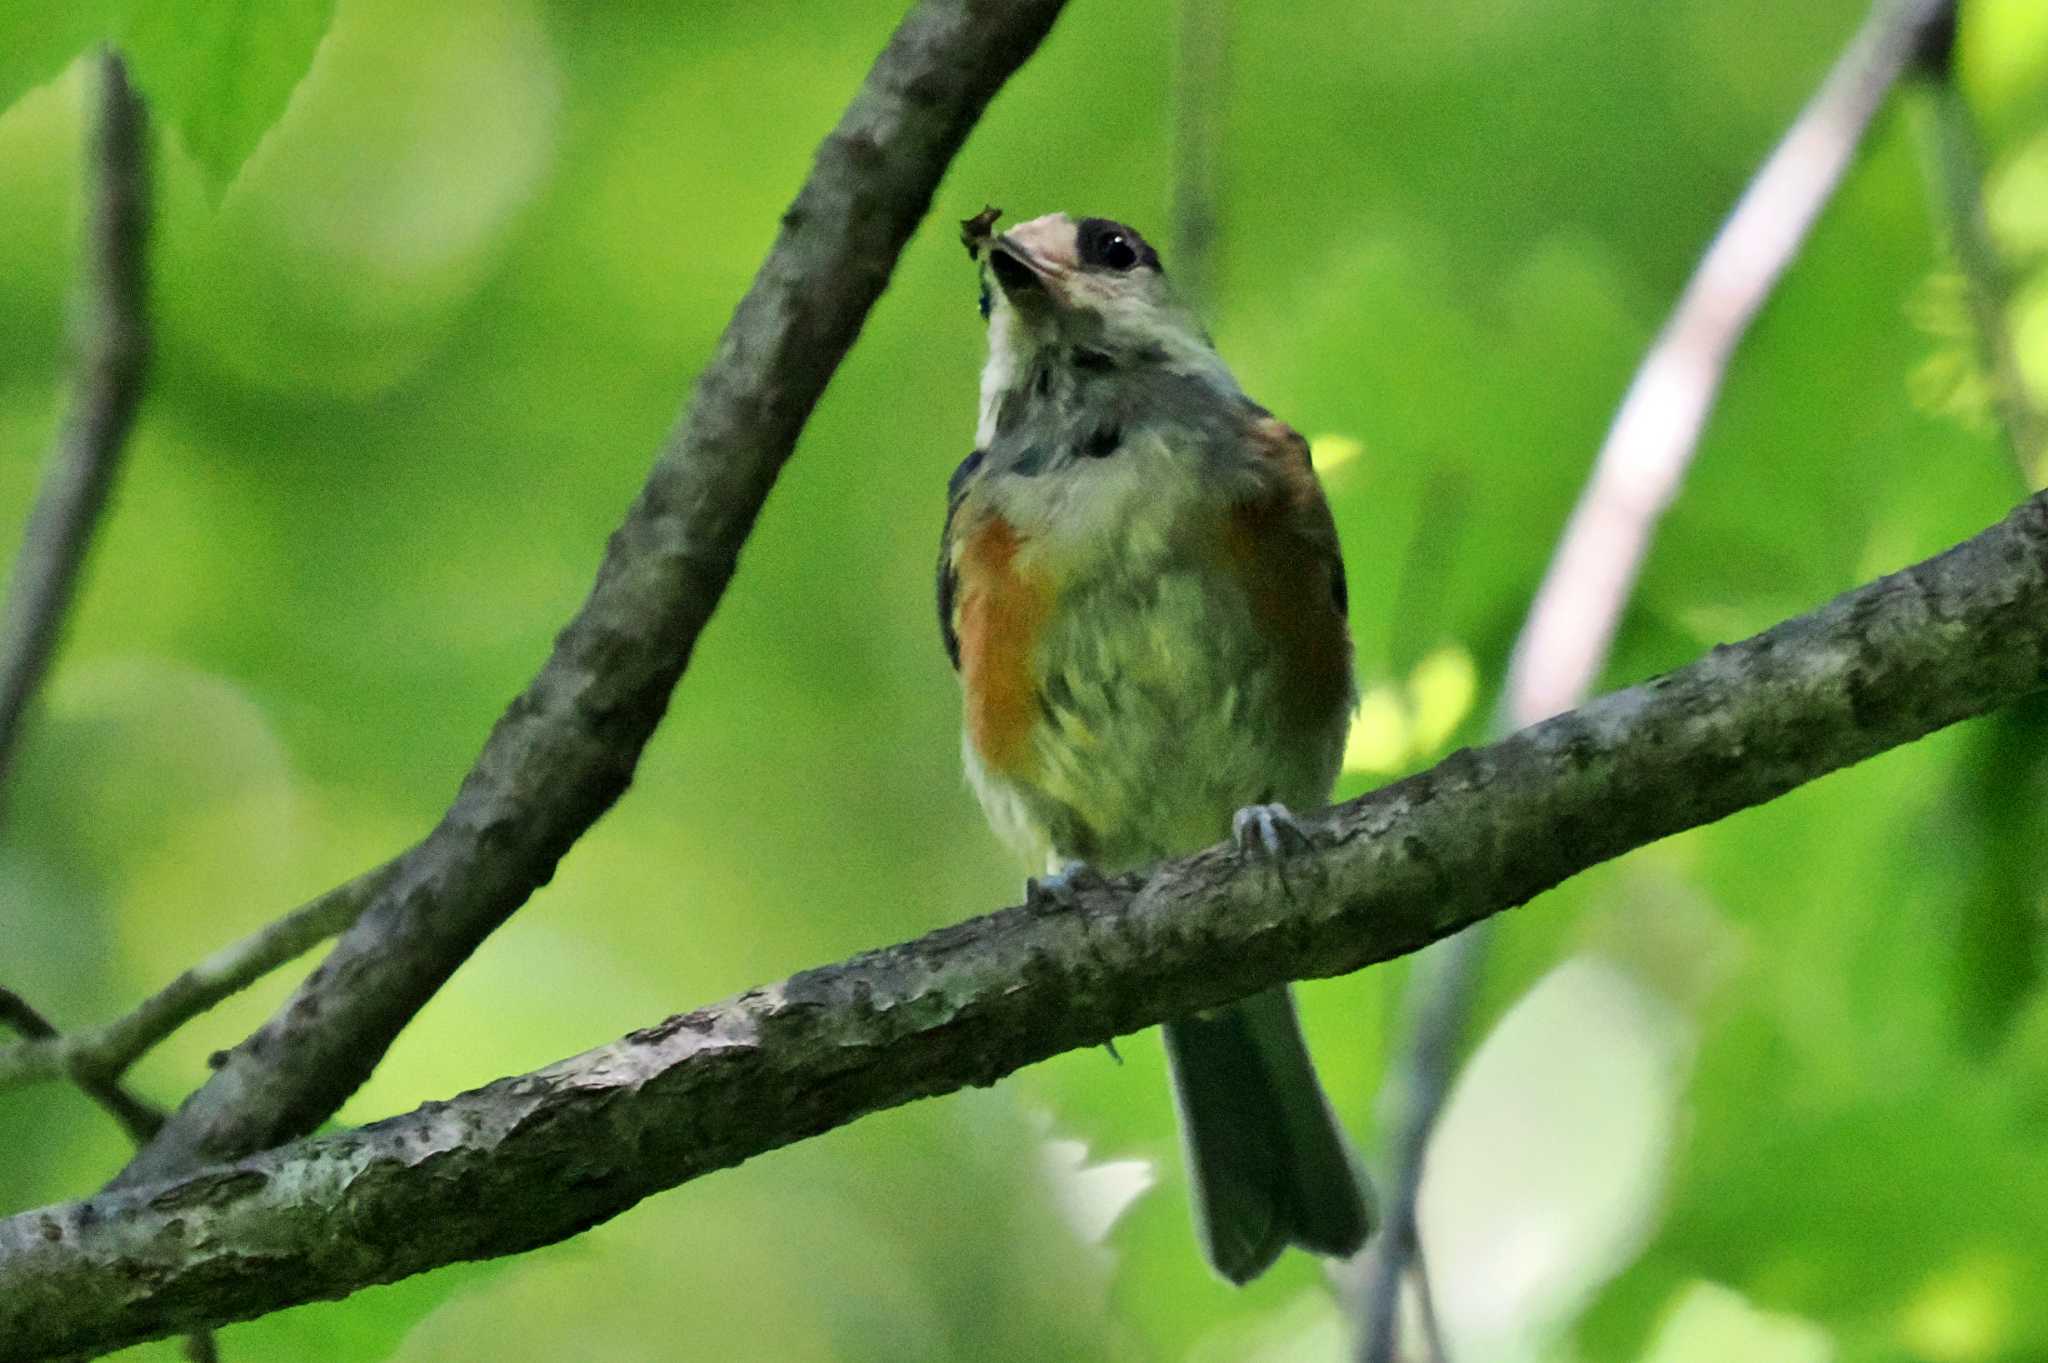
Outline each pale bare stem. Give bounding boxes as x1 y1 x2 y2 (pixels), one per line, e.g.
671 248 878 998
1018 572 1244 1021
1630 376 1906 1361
1171 0 1229 308
1914 67 2047 482
1357 3 1957 1359
0 48 149 803
1509 0 1953 728
6 479 2048 1358
0 860 397 1092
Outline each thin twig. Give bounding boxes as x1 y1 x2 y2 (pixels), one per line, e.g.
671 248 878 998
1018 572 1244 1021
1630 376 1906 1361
0 860 396 1091
1171 0 1229 308
1358 2 1956 1358
1360 929 1483 1363
7 476 2048 1357
1910 21 2047 483
0 988 162 1144
0 47 150 802
107 0 1074 1195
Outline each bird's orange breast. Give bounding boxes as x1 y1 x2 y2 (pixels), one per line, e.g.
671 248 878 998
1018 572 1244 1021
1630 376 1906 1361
955 514 1050 778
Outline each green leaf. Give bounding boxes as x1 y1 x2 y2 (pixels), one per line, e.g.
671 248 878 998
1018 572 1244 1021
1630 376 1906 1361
0 0 126 116
118 0 335 197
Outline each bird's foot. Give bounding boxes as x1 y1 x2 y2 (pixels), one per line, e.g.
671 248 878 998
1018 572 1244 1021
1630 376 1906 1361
1026 862 1122 1062
1231 802 1312 857
1026 860 1100 912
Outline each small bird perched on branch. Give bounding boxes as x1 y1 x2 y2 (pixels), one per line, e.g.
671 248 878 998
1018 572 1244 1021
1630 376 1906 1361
939 208 1374 1282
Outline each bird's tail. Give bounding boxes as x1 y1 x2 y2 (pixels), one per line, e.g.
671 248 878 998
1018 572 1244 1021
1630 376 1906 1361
1163 986 1376 1284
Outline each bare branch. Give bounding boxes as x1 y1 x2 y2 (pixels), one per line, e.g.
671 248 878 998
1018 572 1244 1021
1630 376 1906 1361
0 48 149 800
0 861 396 1092
1361 3 1955 1357
100 0 1072 1196
5 486 2048 1361
1505 0 1953 727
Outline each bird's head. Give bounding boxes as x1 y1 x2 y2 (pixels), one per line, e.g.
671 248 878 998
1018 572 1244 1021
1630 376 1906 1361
963 210 1214 372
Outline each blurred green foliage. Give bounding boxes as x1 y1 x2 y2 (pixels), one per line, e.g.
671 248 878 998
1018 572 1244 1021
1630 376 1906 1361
2 0 2048 1359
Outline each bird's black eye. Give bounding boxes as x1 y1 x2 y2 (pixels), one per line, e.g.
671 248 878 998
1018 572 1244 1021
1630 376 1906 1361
1077 217 1155 273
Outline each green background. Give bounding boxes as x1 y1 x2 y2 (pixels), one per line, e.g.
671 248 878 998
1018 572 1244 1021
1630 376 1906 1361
3 0 2048 1358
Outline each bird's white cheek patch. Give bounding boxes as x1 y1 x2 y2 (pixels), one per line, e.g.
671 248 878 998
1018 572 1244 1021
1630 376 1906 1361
975 313 1022 449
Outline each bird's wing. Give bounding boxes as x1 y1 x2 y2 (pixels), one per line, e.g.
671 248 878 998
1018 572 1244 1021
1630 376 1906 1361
1242 416 1349 617
936 448 986 670
1226 416 1355 727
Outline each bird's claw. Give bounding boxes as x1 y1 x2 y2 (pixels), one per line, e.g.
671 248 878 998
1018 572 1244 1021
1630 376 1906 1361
1026 860 1098 912
1232 802 1311 857
1028 862 1119 1061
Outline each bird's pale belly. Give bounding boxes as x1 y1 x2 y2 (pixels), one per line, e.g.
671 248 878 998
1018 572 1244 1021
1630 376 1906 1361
963 559 1348 874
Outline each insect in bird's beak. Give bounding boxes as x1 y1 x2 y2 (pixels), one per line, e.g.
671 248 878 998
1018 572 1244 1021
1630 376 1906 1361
960 205 1002 257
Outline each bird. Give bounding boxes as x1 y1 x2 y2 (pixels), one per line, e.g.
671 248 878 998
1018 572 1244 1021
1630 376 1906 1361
938 207 1375 1283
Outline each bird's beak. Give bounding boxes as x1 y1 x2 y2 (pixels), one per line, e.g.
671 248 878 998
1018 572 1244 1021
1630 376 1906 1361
988 240 1049 300
987 215 1079 309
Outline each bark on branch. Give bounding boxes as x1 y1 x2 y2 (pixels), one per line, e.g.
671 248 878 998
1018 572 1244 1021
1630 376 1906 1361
5 488 2047 1361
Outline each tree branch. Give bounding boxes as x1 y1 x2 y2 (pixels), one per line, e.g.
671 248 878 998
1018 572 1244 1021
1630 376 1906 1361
105 0 1071 1194
0 47 149 802
5 487 2048 1361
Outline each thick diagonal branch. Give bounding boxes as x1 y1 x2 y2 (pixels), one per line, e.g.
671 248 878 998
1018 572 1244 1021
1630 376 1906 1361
5 489 2046 1362
109 0 1070 1191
